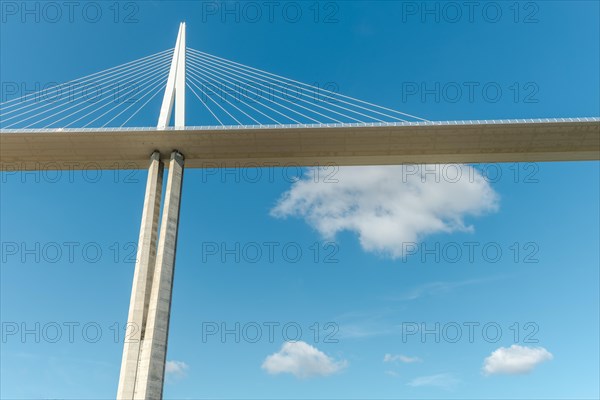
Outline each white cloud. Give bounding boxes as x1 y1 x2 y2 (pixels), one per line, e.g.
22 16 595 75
408 373 459 390
384 354 422 363
262 341 347 378
165 360 189 378
483 345 553 375
271 165 498 259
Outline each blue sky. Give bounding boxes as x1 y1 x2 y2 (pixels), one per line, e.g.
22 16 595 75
1 1 599 399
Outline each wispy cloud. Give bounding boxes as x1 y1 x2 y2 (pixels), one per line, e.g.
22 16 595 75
271 165 498 259
337 278 502 340
483 345 553 375
408 373 459 390
337 323 394 339
262 341 347 378
334 309 397 339
396 277 501 301
384 354 422 363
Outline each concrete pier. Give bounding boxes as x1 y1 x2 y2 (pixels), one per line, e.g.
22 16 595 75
117 152 164 399
134 151 185 399
117 151 185 399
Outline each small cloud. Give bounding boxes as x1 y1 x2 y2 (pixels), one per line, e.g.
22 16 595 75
384 354 422 363
408 373 459 390
271 165 498 259
165 360 189 378
262 341 347 378
483 345 553 375
385 370 400 377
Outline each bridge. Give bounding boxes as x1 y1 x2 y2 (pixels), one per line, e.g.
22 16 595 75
1 22 599 399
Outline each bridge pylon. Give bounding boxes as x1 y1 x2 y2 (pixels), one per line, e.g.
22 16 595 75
117 22 186 399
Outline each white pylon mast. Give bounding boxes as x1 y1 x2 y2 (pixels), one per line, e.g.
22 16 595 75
117 23 187 400
158 22 186 129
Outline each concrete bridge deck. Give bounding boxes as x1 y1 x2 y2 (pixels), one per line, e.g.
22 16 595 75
1 118 598 170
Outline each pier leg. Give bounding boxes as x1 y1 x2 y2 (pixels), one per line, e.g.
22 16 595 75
117 152 164 399
134 151 185 399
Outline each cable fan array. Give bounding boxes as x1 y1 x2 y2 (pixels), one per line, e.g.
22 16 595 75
185 47 428 126
0 47 427 130
0 49 174 129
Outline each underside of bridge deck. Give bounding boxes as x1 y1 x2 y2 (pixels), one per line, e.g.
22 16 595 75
1 120 599 171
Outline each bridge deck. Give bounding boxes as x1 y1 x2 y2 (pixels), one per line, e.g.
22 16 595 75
1 119 598 170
